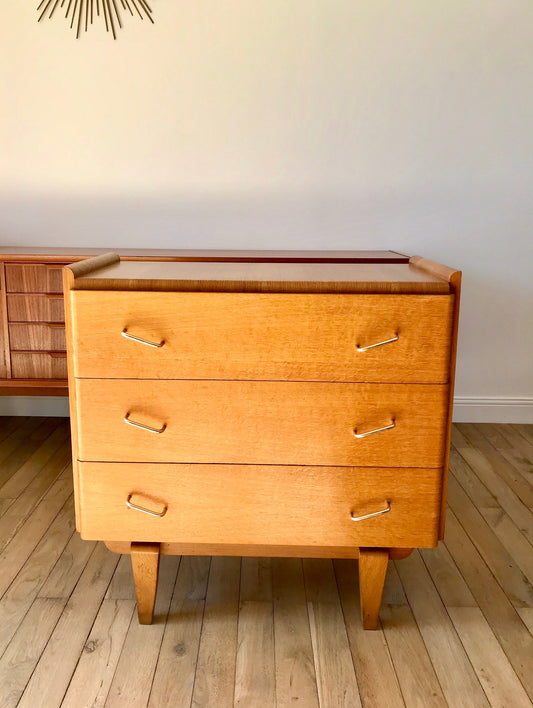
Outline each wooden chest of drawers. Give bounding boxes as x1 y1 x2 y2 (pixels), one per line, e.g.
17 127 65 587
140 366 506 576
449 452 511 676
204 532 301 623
63 251 461 629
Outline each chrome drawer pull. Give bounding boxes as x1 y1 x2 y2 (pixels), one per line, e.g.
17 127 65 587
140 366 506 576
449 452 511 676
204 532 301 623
124 413 166 434
351 503 391 522
126 495 167 518
356 334 399 352
122 329 165 348
353 421 395 438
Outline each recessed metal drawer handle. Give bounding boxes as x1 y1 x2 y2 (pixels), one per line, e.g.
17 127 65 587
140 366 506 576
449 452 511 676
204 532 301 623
122 329 165 348
353 421 395 438
356 334 399 352
126 495 167 518
124 413 166 434
351 503 391 522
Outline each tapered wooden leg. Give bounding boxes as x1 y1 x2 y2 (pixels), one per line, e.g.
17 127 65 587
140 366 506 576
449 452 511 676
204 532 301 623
358 547 389 630
131 542 160 625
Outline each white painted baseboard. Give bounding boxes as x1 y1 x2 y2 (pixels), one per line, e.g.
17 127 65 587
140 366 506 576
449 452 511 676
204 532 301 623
0 395 532 423
452 396 533 423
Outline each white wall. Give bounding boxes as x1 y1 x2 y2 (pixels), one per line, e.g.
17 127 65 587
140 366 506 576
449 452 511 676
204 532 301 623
1 1 532 421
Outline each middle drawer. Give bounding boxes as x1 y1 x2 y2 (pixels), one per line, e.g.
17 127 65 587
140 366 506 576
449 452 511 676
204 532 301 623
76 379 448 467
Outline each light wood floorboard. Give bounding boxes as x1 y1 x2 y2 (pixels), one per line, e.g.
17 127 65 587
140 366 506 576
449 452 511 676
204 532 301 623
0 419 531 707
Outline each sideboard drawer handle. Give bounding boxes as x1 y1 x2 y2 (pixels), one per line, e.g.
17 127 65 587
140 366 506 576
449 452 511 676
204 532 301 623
126 495 167 518
351 503 391 522
356 334 399 352
353 421 395 438
122 329 165 348
124 413 166 434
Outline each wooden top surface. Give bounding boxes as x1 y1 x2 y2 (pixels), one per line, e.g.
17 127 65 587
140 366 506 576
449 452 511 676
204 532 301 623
0 248 408 263
69 257 452 294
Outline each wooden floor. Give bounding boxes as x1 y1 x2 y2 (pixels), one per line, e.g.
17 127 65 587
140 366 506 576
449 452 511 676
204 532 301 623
0 417 532 707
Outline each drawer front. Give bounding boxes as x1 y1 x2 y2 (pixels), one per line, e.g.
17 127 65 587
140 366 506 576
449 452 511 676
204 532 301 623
7 294 65 323
78 462 442 548
76 380 448 467
9 323 66 351
70 291 453 383
11 351 68 379
5 264 64 293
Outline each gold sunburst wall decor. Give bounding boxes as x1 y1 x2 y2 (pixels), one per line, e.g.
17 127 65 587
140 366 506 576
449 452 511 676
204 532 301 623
37 0 154 40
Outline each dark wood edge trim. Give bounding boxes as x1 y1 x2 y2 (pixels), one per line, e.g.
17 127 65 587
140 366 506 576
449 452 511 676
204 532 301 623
0 265 11 379
439 269 462 538
0 386 69 396
63 266 82 530
66 252 120 280
409 255 460 284
0 249 410 264
104 541 415 560
410 255 462 539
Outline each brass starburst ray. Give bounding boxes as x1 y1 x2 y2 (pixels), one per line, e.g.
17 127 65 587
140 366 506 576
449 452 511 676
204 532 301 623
37 0 153 38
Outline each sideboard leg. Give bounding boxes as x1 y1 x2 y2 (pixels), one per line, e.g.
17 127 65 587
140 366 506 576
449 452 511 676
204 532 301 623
131 542 160 625
358 547 389 630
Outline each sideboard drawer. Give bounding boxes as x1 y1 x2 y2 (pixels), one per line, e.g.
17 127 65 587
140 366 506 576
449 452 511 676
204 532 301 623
7 294 65 323
9 323 66 351
78 462 442 548
11 351 68 379
76 379 448 467
70 291 454 383
5 264 64 294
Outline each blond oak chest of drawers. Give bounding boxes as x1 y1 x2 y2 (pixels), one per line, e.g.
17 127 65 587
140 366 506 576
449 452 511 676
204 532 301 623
63 251 461 629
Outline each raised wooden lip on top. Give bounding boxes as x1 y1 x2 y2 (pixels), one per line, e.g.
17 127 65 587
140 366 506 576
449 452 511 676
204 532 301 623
65 251 454 295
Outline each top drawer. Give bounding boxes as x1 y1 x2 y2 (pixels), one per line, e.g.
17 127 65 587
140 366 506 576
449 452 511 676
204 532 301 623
70 291 454 383
5 264 64 294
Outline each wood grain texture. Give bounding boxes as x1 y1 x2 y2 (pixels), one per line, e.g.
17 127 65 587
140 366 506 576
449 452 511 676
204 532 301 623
10 351 68 379
79 463 442 548
0 379 68 395
66 251 120 279
272 558 320 708
303 558 363 707
62 265 81 530
8 323 66 351
0 264 11 378
0 598 65 708
61 598 135 708
439 265 461 538
75 379 448 467
443 509 533 700
7 293 65 323
105 556 178 707
448 606 533 708
71 291 454 383
358 548 389 630
70 259 451 294
333 559 405 707
234 558 276 708
0 419 530 707
395 551 490 707
131 542 160 625
191 556 241 708
0 247 410 263
5 264 64 294
17 543 119 708
148 556 210 708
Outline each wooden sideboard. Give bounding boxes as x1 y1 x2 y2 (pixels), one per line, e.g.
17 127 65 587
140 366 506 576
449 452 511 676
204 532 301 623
63 250 461 629
0 248 408 396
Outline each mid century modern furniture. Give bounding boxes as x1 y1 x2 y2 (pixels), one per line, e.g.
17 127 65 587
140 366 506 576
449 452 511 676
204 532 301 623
0 248 406 395
62 250 461 629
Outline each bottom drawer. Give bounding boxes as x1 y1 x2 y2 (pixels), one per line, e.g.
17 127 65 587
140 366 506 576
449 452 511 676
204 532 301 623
78 463 442 548
11 351 68 379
